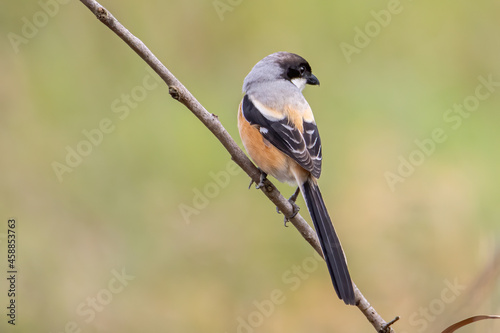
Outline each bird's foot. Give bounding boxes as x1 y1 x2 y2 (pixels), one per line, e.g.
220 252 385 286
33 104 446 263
248 169 267 189
282 202 300 227
277 187 301 226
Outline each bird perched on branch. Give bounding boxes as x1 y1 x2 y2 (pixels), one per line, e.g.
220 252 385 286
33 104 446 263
237 52 355 305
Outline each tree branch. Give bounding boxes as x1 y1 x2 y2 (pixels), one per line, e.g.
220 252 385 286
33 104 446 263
78 1 397 332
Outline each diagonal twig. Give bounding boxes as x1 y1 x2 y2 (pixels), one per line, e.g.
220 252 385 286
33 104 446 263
77 1 397 332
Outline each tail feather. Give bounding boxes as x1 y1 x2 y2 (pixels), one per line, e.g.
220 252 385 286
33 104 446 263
301 179 355 305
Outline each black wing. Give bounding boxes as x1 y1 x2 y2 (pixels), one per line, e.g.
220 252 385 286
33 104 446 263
242 94 322 178
303 121 322 178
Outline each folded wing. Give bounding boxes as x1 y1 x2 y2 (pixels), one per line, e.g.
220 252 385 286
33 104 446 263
242 94 322 178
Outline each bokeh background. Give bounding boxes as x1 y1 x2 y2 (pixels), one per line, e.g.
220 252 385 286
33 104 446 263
1 1 499 332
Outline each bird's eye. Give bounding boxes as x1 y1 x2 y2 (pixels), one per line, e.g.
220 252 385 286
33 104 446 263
299 65 306 75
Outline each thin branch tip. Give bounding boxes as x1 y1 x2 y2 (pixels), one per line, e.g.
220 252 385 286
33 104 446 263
379 316 399 333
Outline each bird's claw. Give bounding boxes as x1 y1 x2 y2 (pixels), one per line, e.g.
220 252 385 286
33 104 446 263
282 202 300 227
248 169 267 189
278 187 301 226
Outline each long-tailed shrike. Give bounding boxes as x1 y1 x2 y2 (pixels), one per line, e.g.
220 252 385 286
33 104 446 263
237 52 355 305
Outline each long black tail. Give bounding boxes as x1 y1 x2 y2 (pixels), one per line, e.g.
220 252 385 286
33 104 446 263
301 179 355 305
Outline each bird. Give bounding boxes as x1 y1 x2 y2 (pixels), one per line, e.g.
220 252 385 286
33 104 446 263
237 52 355 305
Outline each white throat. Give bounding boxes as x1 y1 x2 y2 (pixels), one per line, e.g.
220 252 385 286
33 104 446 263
291 77 307 91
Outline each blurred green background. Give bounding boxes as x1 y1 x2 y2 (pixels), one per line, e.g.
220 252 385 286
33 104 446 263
1 0 499 332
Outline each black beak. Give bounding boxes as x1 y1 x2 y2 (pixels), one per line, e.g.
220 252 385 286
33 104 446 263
306 74 320 86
